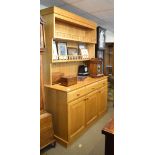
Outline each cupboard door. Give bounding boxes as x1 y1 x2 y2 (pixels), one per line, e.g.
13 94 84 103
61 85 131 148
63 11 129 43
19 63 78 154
85 91 98 126
103 85 108 112
97 86 107 115
68 97 85 140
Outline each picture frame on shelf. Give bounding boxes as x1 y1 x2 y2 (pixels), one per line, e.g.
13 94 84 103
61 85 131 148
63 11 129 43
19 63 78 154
52 41 58 60
97 26 106 50
80 48 89 59
79 43 89 59
57 42 68 60
67 47 78 59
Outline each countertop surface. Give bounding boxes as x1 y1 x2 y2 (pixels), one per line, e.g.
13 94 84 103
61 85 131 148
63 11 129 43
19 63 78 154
45 76 108 92
102 117 114 135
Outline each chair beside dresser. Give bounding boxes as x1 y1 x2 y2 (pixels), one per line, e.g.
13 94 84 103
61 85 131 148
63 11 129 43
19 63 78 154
40 111 56 150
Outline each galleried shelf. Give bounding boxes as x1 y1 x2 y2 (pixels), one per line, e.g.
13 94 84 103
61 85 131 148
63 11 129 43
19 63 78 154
41 6 97 85
52 58 90 63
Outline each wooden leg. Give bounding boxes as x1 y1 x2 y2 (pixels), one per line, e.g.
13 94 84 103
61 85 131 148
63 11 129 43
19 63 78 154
51 140 56 148
105 134 114 155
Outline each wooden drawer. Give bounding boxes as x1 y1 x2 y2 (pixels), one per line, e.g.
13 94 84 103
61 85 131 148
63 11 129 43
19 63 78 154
41 116 52 129
98 80 107 88
68 87 86 102
40 127 54 148
40 112 55 149
85 82 99 94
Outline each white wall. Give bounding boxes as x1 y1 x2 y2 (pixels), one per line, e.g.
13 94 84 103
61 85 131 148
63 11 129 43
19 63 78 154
105 30 114 43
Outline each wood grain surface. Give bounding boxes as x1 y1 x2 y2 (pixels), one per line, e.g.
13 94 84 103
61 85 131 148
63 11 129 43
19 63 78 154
102 117 114 135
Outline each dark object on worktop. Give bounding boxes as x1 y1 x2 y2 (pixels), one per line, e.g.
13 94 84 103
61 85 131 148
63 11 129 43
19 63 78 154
78 65 89 76
89 58 104 78
102 117 114 155
52 72 64 84
60 76 77 87
77 76 87 81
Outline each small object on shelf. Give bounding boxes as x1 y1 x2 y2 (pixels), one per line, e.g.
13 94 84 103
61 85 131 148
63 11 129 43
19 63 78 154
60 75 77 87
52 41 58 60
40 112 56 150
89 58 104 78
79 43 89 59
78 65 89 76
52 72 64 85
57 42 68 60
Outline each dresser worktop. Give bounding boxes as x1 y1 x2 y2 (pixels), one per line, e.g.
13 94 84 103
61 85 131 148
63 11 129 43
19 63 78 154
45 76 108 92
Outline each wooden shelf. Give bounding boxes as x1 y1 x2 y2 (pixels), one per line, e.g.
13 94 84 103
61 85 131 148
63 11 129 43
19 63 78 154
41 6 96 85
54 32 96 44
52 59 90 63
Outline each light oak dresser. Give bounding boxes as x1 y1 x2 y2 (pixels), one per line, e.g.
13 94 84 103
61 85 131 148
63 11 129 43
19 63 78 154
45 76 108 147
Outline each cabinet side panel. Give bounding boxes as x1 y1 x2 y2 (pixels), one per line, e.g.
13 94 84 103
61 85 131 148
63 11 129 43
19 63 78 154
45 88 68 141
41 14 54 84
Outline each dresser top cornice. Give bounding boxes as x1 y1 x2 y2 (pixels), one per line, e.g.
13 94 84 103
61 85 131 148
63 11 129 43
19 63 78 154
40 6 96 29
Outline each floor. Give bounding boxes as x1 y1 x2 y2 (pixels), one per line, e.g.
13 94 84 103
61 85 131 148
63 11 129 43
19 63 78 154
41 101 114 155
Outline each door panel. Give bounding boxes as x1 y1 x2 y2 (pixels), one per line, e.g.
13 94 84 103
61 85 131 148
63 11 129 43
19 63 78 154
69 97 85 139
85 91 98 126
97 86 108 115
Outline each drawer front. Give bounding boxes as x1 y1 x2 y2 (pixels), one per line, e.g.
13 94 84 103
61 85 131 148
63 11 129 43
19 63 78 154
40 116 52 130
68 87 86 102
98 80 107 88
40 127 54 147
85 82 99 94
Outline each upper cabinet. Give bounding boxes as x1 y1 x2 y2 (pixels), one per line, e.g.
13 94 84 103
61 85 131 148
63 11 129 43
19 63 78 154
40 6 97 63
